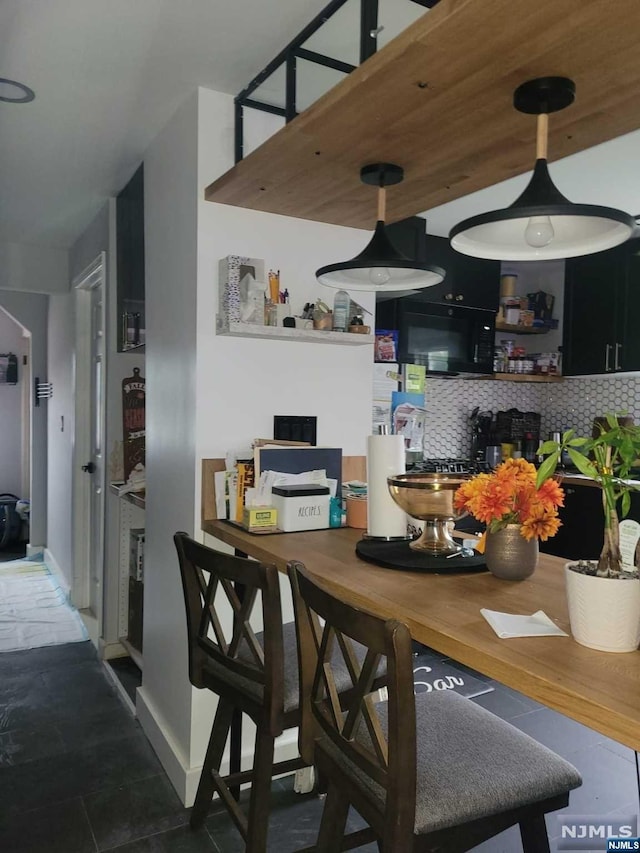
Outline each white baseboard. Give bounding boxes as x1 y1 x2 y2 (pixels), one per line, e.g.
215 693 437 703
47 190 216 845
136 686 300 807
26 543 44 558
99 639 128 660
103 660 136 716
43 547 71 595
78 608 99 646
136 686 201 806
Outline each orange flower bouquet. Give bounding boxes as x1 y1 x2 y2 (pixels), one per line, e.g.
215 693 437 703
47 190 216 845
454 458 564 552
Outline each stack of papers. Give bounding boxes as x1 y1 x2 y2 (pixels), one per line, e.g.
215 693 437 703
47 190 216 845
254 468 336 506
480 608 568 639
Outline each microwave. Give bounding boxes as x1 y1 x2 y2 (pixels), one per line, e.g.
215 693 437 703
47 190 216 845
375 298 495 376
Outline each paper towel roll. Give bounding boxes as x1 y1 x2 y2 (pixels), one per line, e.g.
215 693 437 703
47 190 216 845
366 434 408 538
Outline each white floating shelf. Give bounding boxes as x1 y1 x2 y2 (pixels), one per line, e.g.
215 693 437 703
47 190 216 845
217 320 374 345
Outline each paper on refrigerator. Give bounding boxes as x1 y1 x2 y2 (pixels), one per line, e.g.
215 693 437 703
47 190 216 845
372 362 399 433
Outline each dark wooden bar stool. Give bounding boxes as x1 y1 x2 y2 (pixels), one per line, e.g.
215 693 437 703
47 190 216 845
288 560 583 853
174 532 385 852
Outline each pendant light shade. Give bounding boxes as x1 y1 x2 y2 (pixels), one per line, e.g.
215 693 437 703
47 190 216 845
450 78 636 261
316 163 445 291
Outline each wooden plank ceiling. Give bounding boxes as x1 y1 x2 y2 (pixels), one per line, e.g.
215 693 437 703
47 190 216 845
205 0 640 229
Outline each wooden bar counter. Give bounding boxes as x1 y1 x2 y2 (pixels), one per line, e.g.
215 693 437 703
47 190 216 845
202 520 640 751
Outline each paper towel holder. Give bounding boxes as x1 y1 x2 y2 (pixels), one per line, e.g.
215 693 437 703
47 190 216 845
363 428 412 542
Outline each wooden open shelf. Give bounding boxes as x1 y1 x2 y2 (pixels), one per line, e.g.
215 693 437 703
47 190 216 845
495 323 554 335
205 0 640 228
491 372 563 383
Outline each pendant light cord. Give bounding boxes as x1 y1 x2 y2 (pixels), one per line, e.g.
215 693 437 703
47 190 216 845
536 113 549 160
377 185 386 222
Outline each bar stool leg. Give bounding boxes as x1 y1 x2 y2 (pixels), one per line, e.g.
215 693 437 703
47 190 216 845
315 784 350 852
245 726 276 853
230 708 243 800
190 697 234 829
520 816 551 853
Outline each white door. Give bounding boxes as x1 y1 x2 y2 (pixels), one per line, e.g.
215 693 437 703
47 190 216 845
73 255 106 624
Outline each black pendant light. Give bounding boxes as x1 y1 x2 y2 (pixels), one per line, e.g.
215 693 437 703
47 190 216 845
316 163 445 291
449 77 636 261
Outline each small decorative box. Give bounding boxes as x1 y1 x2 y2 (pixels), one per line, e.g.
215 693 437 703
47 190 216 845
242 506 278 532
218 256 265 331
271 484 330 532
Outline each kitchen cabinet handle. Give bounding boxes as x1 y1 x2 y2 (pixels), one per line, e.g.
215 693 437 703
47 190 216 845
605 343 612 372
615 342 622 371
455 294 464 302
444 293 454 301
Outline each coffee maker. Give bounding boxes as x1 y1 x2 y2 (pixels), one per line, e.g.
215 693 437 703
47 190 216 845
470 408 494 462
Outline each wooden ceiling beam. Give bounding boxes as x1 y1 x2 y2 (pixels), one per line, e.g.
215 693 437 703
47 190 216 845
205 0 640 228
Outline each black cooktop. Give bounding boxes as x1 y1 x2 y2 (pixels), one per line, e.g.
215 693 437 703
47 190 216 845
411 458 490 475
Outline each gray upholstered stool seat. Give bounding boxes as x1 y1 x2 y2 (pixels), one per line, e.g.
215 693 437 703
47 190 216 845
333 690 581 835
411 691 581 834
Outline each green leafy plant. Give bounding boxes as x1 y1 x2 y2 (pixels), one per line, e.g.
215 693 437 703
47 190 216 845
536 414 640 577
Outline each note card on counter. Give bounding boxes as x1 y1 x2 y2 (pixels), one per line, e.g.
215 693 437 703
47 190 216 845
481 609 568 639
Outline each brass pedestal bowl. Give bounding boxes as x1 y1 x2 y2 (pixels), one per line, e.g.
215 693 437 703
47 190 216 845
387 472 472 555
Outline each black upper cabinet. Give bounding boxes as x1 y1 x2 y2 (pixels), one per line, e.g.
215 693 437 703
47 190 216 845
619 240 640 371
540 483 640 559
539 483 603 559
563 239 640 375
116 164 145 352
385 216 500 311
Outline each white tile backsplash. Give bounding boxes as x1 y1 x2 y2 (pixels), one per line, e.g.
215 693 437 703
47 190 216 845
420 374 640 458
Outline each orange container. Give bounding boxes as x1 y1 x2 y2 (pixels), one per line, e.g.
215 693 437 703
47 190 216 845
346 495 368 529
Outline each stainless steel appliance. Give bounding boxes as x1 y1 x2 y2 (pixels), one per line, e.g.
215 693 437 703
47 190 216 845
375 298 495 376
470 408 494 462
413 458 490 475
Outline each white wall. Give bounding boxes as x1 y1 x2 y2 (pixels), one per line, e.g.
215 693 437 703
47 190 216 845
138 90 199 782
196 87 375 463
0 242 68 293
46 291 74 583
0 309 28 497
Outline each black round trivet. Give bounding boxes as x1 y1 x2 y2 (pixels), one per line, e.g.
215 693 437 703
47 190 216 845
355 538 487 574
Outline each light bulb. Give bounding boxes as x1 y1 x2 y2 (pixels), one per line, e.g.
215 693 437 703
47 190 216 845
524 215 555 248
369 267 391 285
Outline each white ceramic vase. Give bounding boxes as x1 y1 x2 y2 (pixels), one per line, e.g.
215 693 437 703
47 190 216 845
565 563 640 653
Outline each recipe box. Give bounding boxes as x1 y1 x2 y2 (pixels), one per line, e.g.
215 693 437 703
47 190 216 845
271 484 330 532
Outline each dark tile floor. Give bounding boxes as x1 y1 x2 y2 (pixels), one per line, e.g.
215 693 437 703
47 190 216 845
0 543 27 562
1 641 638 852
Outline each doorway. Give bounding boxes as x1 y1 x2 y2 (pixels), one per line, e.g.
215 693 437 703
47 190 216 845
72 254 106 633
0 306 31 559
